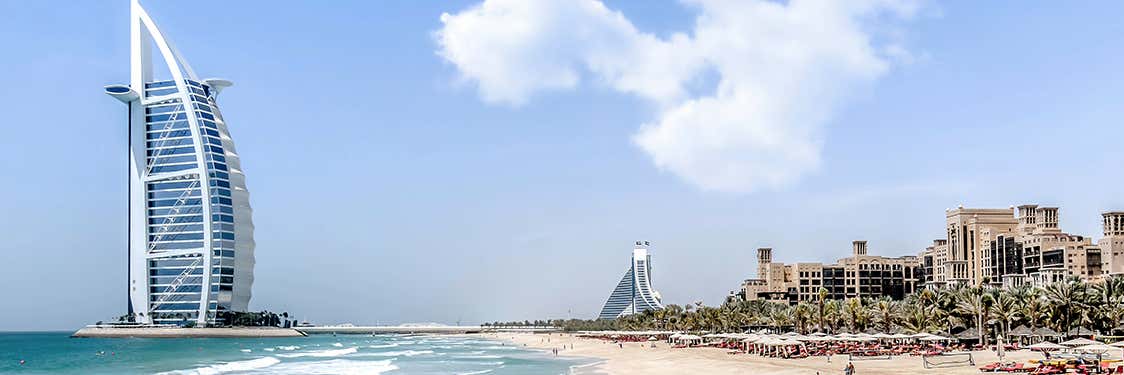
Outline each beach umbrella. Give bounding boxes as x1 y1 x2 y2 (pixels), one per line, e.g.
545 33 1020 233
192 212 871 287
648 336 658 341
921 334 951 341
873 333 892 339
1034 327 1061 338
890 333 912 340
1027 341 1066 350
1008 325 1034 337
954 331 979 340
1060 337 1100 346
810 332 827 337
1075 344 1117 353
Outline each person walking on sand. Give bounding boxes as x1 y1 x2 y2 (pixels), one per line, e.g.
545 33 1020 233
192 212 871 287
845 362 855 375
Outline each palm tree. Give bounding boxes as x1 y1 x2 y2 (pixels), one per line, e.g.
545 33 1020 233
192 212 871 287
825 299 844 333
956 286 991 346
872 297 898 333
844 298 866 332
794 303 813 334
989 291 1019 340
817 287 828 332
1043 277 1084 336
899 303 934 333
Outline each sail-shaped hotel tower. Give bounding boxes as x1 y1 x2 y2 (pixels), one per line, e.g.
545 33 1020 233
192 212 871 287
598 242 664 320
105 0 255 325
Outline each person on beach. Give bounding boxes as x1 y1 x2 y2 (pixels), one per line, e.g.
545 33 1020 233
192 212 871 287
845 362 855 375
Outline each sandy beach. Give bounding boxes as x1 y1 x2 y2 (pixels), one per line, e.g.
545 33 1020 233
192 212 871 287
479 332 1048 374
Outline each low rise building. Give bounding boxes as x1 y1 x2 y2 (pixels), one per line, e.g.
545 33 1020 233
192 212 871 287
926 204 1109 288
737 241 923 304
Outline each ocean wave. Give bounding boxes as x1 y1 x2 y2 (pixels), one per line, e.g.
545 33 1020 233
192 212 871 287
276 345 300 351
278 347 358 358
240 349 252 353
458 369 497 375
366 343 399 349
250 359 397 375
263 348 275 352
332 342 344 347
479 346 519 351
354 349 434 357
452 354 503 359
157 356 280 375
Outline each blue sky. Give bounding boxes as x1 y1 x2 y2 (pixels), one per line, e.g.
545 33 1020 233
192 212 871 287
1 1 1123 330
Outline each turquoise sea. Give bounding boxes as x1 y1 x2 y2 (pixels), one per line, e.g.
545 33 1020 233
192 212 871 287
0 332 597 374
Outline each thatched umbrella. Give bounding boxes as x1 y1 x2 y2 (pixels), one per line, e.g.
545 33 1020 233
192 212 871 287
1008 325 1034 336
954 330 979 341
1069 327 1098 337
1033 327 1061 339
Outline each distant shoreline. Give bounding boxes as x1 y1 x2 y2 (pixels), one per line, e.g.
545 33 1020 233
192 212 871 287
71 326 306 338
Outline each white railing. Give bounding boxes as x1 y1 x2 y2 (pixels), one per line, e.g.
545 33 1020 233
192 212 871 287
147 179 200 253
145 102 186 176
149 256 202 311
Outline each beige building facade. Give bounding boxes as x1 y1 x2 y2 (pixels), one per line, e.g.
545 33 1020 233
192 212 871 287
921 204 1111 288
738 241 922 304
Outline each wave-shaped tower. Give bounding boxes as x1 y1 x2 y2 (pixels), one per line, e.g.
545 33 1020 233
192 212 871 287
598 242 664 320
104 0 254 326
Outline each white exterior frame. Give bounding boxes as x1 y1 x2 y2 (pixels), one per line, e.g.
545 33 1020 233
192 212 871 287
127 0 213 325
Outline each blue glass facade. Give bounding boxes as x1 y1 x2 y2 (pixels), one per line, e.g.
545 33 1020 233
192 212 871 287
110 0 255 326
598 247 664 320
143 79 238 324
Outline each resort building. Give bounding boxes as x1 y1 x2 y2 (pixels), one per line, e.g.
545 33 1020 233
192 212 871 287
598 242 664 320
1101 212 1124 276
736 241 923 304
926 204 1105 288
104 0 255 325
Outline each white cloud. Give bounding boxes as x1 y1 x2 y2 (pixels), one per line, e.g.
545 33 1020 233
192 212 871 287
436 0 920 192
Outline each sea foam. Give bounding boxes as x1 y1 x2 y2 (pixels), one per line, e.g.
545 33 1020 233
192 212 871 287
278 347 358 358
353 349 434 358
158 356 280 375
250 359 397 375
